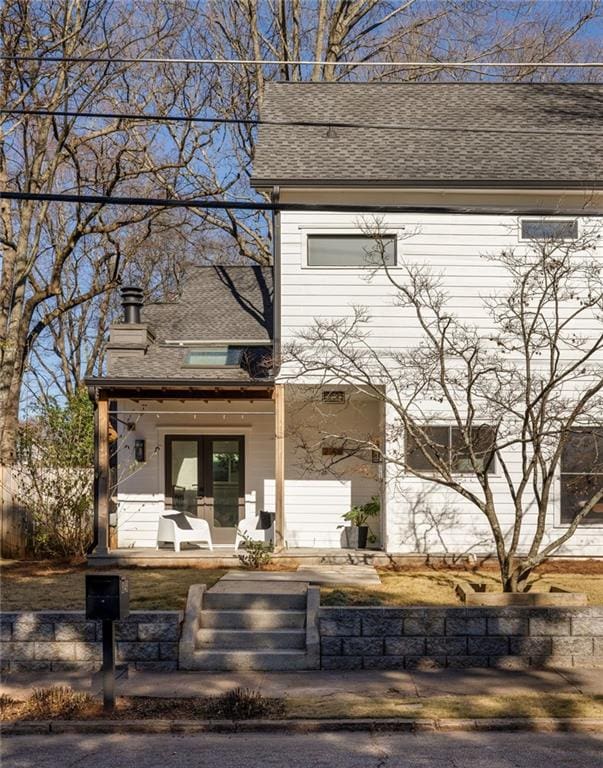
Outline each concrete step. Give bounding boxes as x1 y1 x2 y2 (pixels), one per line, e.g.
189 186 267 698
200 609 306 630
203 590 306 611
196 627 306 650
188 649 311 671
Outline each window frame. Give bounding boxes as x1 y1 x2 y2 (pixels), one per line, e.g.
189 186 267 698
518 218 579 243
405 424 497 476
557 427 603 528
182 346 244 368
300 227 402 269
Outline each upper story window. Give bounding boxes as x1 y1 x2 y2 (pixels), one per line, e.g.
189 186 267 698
307 234 397 267
520 219 578 241
405 425 496 474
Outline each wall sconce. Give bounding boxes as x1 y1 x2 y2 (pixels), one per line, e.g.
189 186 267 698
134 439 145 463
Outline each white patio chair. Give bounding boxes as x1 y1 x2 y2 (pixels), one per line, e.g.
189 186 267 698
235 511 274 550
157 513 213 552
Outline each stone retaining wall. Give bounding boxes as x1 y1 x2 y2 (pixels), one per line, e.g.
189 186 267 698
0 611 182 673
319 607 603 670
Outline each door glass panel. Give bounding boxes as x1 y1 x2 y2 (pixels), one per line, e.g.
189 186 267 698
170 440 198 514
211 439 240 528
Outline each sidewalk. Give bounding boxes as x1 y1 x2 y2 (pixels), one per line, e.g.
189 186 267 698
2 666 602 700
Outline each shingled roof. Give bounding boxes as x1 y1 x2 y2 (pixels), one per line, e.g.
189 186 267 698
142 266 273 343
251 82 603 189
106 266 273 383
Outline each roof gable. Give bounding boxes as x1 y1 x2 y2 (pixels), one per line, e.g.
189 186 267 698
143 265 273 342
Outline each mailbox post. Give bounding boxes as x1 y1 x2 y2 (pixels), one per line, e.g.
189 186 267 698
86 573 129 711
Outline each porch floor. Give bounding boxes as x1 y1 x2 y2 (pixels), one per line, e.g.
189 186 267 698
87 547 390 568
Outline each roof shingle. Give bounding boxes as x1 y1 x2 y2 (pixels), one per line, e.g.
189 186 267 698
251 82 603 188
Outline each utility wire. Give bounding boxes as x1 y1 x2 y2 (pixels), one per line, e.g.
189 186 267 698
1 107 601 137
2 55 603 68
2 190 602 217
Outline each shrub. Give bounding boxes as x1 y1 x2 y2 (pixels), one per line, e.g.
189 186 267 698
15 388 94 557
26 686 95 719
0 693 18 719
237 532 273 568
204 688 285 719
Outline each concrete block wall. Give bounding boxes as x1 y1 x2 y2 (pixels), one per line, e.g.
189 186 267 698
319 607 603 670
0 611 182 673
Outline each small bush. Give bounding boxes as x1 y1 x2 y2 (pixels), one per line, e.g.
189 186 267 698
237 533 273 569
0 693 18 718
26 686 95 719
204 688 285 720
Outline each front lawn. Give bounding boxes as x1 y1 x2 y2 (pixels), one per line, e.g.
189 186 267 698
320 567 603 606
0 561 225 611
2 560 602 610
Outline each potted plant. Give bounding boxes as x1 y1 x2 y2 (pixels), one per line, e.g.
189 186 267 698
339 496 380 549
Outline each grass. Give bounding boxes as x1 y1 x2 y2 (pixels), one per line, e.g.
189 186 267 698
2 560 602 610
0 560 225 611
286 693 603 720
320 567 603 606
1 687 601 722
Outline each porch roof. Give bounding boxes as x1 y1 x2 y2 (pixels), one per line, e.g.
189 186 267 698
85 376 274 399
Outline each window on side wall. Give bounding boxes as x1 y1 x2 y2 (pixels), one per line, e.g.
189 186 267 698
307 234 397 267
405 425 496 474
520 219 578 241
560 428 603 525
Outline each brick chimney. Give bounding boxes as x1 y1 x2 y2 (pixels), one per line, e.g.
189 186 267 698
106 286 154 375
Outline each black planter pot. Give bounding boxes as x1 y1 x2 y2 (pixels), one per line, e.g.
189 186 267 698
357 525 369 549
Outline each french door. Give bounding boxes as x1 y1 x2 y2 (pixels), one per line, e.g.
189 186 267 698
165 435 245 545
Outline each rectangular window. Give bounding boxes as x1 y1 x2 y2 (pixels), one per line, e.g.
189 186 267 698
307 234 397 267
560 428 603 524
184 347 243 367
406 425 496 474
520 219 578 241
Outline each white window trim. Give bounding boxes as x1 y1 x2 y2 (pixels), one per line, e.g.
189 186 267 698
298 226 405 270
517 217 580 243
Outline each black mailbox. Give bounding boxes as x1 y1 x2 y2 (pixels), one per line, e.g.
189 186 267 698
86 573 129 621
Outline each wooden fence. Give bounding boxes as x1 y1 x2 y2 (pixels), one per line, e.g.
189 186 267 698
0 464 30 558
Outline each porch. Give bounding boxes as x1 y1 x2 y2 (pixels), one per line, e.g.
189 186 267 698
88 381 385 558
87 546 390 568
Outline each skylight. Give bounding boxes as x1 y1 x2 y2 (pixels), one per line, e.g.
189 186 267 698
184 347 244 367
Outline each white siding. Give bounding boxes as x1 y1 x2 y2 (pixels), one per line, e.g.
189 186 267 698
278 203 603 557
114 399 275 548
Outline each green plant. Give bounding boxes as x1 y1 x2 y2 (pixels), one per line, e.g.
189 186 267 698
26 686 95 719
339 495 380 528
15 388 94 557
203 688 285 720
237 532 273 568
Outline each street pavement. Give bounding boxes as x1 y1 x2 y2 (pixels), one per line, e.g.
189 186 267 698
2 731 603 768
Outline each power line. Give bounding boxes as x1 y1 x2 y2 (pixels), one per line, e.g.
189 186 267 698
2 190 602 217
1 107 601 137
2 55 603 68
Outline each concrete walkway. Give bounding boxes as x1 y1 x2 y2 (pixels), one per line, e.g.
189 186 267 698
2 667 602 700
221 564 381 586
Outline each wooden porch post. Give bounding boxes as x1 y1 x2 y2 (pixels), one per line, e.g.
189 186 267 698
274 383 285 549
93 394 110 555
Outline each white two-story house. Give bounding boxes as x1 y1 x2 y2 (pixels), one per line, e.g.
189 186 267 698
88 82 603 563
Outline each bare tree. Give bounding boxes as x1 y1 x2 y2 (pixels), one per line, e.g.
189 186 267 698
0 0 216 461
286 221 603 591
